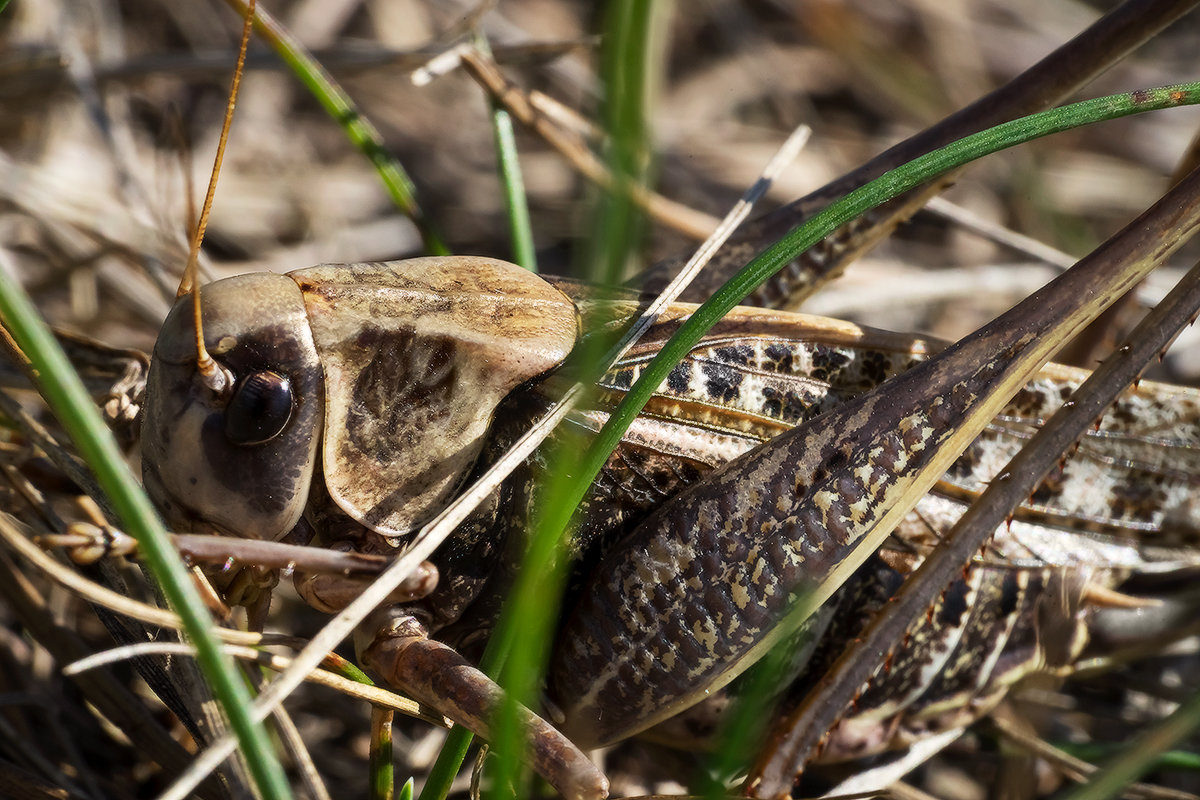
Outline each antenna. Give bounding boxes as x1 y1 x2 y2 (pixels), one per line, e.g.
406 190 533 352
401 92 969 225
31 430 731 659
179 0 257 395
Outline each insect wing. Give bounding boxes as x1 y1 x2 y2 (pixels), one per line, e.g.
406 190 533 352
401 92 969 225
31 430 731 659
584 307 1200 558
945 362 1200 542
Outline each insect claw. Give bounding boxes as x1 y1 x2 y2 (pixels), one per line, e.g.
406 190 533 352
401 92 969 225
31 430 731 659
542 692 567 726
215 563 278 609
47 521 138 564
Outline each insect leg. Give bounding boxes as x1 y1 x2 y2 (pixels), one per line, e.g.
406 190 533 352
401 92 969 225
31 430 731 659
361 611 609 800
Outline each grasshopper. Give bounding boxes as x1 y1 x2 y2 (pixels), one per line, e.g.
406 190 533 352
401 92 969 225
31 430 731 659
9 2 1200 799
138 240 1200 800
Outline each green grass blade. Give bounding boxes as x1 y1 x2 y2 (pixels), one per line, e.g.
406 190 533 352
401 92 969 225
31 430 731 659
370 708 396 800
580 0 662 287
1058 743 1200 773
561 83 1200 551
417 725 475 800
223 0 449 256
0 260 292 800
474 2 666 798
474 32 537 270
1063 688 1200 800
490 103 537 270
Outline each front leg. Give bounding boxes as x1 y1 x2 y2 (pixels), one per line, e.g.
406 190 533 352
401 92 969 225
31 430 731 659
292 549 438 613
360 610 608 800
285 491 607 798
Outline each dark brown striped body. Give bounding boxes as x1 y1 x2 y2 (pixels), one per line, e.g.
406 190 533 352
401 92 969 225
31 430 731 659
548 314 1030 747
141 262 1200 797
424 294 1200 759
801 560 1090 761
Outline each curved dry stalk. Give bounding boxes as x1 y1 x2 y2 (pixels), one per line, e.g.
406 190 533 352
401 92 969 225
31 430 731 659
63 640 445 725
923 196 1077 270
988 716 1198 800
450 46 723 241
0 510 262 645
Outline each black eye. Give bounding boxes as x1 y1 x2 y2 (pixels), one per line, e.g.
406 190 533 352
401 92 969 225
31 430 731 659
224 371 293 445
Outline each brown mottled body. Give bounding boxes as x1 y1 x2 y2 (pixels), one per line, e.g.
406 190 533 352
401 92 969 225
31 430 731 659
141 258 1200 799
550 318 1025 746
540 298 1200 748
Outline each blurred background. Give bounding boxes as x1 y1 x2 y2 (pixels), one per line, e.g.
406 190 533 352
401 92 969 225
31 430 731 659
2 2 1200 798
2 2 1199 359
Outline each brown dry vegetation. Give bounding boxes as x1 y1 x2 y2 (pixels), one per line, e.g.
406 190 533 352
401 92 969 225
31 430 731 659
1 1 1200 799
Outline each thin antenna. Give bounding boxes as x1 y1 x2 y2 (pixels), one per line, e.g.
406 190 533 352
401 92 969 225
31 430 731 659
180 0 257 394
164 105 200 281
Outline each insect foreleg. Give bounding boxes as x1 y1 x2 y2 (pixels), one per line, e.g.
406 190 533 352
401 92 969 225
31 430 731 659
360 610 609 800
292 558 439 614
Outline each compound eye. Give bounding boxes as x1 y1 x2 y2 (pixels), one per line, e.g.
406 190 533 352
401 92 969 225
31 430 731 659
224 371 294 445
